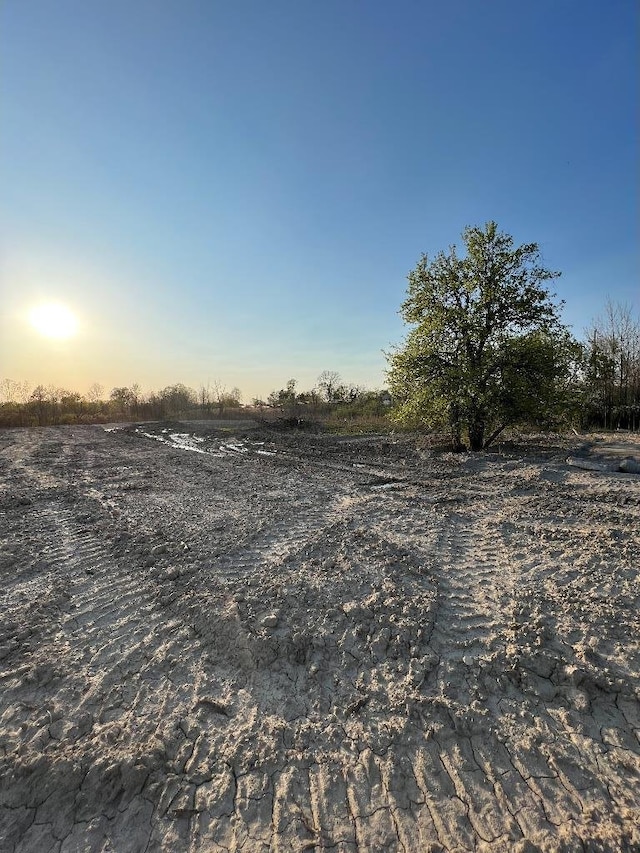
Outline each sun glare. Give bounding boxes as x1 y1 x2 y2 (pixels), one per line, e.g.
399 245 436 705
29 302 79 340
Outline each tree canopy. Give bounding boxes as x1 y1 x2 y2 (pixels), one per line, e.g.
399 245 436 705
387 222 578 450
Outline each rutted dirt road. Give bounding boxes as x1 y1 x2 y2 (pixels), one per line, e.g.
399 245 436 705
1 423 639 852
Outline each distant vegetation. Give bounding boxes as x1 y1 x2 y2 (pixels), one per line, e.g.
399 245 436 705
0 380 241 428
0 374 391 432
2 225 638 442
256 375 393 433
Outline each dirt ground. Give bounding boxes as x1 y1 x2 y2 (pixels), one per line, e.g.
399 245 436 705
0 422 639 852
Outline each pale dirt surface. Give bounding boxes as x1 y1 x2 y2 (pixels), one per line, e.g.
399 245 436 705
1 423 639 852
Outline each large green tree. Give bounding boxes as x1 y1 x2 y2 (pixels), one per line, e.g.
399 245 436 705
387 222 578 450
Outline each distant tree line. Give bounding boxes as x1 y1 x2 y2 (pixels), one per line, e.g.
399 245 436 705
0 380 242 428
0 371 393 430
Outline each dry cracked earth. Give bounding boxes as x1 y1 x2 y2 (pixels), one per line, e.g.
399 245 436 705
0 422 639 852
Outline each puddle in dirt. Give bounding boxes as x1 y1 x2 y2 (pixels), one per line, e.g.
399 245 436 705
106 425 273 459
139 430 207 453
369 480 404 490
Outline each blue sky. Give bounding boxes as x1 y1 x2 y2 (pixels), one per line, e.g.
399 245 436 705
1 0 637 401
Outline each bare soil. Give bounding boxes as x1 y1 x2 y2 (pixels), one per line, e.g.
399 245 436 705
1 423 639 852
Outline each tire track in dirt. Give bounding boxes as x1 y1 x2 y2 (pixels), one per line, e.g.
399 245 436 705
357 470 640 851
2 427 639 851
363 488 543 849
0 491 208 852
0 431 216 851
205 492 371 584
425 503 515 704
488 469 640 846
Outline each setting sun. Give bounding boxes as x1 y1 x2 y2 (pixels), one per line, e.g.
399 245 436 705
28 302 79 340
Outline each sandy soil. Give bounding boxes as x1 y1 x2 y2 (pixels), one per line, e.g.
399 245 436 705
1 423 639 852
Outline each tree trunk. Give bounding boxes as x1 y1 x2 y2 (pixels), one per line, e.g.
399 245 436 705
449 405 466 451
468 418 485 451
483 422 508 449
451 433 466 452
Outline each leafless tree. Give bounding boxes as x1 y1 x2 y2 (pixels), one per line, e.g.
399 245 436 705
87 382 104 404
317 370 342 402
199 383 212 415
585 299 640 429
0 379 31 403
